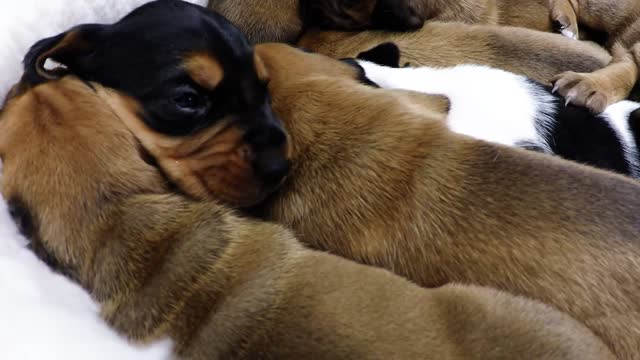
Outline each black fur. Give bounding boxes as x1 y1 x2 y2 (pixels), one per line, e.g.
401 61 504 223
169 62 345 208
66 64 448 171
340 58 380 87
546 96 631 176
7 197 77 280
22 0 281 138
629 108 640 155
356 42 401 68
371 0 424 31
22 0 289 187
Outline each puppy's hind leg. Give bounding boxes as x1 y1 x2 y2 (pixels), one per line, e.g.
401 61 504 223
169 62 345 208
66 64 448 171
552 42 639 113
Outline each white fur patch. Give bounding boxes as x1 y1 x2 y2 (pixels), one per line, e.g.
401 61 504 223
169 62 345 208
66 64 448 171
358 60 554 151
602 101 640 177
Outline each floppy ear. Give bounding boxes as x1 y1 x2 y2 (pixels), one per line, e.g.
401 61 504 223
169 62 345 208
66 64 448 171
356 42 401 68
22 24 104 85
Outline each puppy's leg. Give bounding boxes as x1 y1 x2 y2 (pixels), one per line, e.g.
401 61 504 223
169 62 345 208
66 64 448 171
548 0 579 39
552 42 638 113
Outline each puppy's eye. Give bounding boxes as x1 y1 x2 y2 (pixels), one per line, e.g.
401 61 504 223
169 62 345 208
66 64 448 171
173 90 203 110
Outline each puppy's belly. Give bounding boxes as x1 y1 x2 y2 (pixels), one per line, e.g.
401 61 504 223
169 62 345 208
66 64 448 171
359 60 640 176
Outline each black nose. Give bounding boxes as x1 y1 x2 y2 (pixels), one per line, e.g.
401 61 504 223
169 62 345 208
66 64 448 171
255 154 291 186
244 125 287 149
244 124 289 186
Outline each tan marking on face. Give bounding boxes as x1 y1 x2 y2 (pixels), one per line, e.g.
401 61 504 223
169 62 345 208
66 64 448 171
183 53 224 90
96 88 267 207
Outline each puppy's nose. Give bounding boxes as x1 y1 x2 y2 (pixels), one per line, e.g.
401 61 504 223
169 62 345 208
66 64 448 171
255 154 291 186
244 125 287 149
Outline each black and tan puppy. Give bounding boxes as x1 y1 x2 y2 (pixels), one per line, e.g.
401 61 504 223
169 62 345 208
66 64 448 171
0 68 618 360
22 0 290 208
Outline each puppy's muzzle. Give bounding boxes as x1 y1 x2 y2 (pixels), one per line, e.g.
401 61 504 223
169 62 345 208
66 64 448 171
242 104 290 188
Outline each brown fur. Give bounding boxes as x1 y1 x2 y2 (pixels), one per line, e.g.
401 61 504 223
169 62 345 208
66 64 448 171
299 22 611 86
301 0 640 112
0 76 616 359
207 0 303 43
141 44 640 358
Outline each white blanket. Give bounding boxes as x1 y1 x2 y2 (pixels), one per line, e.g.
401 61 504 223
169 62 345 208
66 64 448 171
0 0 206 358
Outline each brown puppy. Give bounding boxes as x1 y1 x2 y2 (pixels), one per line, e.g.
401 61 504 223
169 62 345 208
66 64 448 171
134 44 640 359
0 76 615 360
208 0 302 43
299 21 611 86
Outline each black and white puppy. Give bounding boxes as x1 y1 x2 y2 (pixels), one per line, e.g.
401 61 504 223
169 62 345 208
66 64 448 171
354 43 640 178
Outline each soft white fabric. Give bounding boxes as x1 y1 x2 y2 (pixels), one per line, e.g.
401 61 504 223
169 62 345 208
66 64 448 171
0 0 204 358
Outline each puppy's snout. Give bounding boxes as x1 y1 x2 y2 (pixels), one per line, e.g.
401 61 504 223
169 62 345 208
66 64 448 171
245 123 287 149
255 151 291 186
244 115 290 187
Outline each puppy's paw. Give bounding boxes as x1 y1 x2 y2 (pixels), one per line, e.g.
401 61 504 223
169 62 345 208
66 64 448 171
552 72 610 113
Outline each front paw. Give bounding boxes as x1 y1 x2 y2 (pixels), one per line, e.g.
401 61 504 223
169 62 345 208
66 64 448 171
552 71 610 113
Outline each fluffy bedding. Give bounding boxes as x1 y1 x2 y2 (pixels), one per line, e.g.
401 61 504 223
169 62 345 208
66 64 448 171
0 0 205 358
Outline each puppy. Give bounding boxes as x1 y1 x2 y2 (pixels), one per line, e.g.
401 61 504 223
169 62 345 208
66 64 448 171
89 40 640 358
1 73 618 359
356 42 640 178
207 0 302 43
22 0 290 208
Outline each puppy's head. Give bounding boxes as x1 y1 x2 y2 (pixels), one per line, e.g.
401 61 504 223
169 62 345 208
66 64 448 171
300 0 423 31
0 76 168 276
20 0 289 207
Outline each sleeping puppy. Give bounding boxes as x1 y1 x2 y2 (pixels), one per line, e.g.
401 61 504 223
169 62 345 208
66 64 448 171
356 42 640 178
21 0 290 208
79 41 640 358
0 75 618 360
22 3 640 357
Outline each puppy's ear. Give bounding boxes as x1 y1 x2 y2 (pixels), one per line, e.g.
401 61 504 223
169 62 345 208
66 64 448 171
23 24 105 85
356 42 401 68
